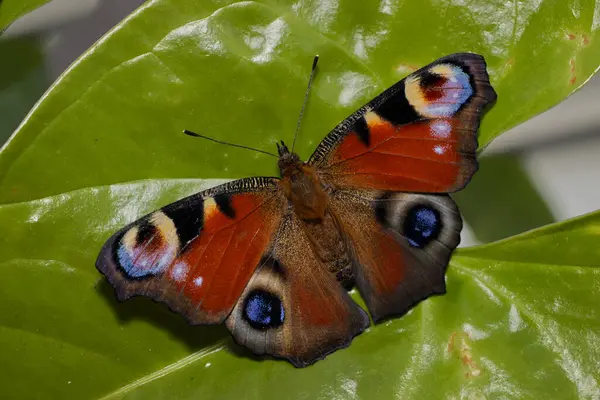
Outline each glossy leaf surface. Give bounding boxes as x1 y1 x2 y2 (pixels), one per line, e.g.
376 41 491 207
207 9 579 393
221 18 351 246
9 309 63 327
2 0 600 398
0 180 598 399
1 0 599 203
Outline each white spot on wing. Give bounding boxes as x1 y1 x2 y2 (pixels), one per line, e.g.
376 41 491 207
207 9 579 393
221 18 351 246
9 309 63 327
194 276 204 287
433 145 446 155
170 261 189 282
430 120 451 138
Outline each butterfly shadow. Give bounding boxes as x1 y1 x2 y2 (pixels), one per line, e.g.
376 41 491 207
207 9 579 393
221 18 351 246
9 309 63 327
96 279 229 351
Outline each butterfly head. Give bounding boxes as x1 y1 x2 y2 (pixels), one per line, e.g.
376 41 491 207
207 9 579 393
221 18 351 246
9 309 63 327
277 140 301 175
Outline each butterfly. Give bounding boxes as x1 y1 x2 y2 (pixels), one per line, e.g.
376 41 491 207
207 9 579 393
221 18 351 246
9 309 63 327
96 53 496 367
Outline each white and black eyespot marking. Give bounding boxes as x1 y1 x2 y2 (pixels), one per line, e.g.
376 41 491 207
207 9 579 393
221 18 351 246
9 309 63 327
135 219 156 243
226 257 288 353
114 219 156 279
241 257 287 330
347 62 475 151
404 61 474 119
114 211 180 279
374 193 461 250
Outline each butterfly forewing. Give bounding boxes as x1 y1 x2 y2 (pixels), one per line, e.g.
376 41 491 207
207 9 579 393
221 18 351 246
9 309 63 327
307 53 495 323
310 53 496 193
96 177 286 324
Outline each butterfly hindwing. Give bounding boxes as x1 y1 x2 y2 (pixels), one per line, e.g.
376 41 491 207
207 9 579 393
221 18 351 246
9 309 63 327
310 53 496 193
96 177 286 324
329 190 462 322
226 211 370 367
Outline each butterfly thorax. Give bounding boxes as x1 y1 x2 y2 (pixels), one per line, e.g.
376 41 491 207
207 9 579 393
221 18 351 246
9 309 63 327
278 152 328 221
276 141 354 286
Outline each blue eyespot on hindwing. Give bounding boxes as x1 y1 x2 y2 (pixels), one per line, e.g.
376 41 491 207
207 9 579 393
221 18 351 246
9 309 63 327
403 206 442 248
243 289 285 330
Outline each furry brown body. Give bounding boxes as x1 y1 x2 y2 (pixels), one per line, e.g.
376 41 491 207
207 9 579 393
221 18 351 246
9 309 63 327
277 142 354 288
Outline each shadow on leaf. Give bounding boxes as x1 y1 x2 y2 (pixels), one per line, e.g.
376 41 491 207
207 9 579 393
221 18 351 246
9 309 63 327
96 279 230 351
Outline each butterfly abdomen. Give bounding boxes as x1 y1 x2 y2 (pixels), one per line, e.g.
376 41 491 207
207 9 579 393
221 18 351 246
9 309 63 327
301 211 355 289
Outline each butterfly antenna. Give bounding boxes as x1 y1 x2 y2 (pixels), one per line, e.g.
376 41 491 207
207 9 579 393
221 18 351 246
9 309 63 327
183 130 278 158
291 55 319 153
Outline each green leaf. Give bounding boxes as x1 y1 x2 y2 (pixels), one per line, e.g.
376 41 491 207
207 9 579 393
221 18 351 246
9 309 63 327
0 180 227 399
1 0 599 203
0 0 52 31
1 180 598 399
2 1 600 398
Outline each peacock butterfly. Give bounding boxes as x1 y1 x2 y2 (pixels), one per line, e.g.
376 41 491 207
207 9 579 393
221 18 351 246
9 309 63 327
96 53 496 367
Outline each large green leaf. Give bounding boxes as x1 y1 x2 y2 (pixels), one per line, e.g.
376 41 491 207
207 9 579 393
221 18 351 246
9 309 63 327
0 0 53 31
2 1 600 398
0 180 598 399
1 0 599 203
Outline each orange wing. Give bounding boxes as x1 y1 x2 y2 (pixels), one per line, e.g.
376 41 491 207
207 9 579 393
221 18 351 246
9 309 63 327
310 53 496 192
96 177 286 324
